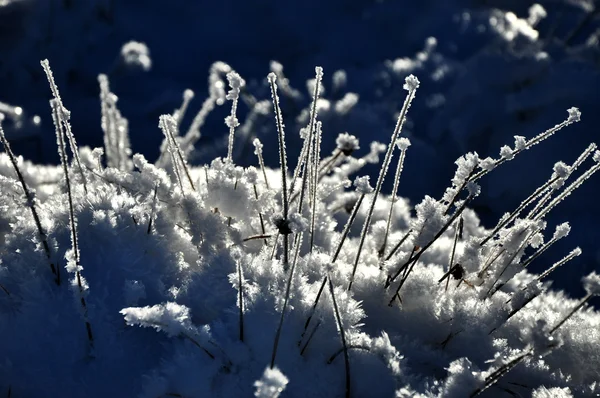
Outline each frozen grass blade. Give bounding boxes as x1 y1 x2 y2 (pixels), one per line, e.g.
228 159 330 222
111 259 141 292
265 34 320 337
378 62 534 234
41 59 88 193
348 75 419 291
309 121 322 253
174 89 194 128
225 72 244 162
379 138 410 258
51 99 94 350
268 72 290 270
270 232 303 368
535 247 581 282
0 116 59 284
159 115 196 192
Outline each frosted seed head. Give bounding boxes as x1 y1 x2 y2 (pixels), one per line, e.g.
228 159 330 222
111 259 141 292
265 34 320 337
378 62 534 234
253 138 264 155
396 137 411 150
567 107 581 123
403 75 420 91
315 66 324 79
593 150 600 163
514 135 527 151
553 222 571 240
183 89 195 100
479 157 496 171
120 41 152 71
245 166 259 184
225 115 240 129
500 145 514 160
267 72 277 83
466 182 481 197
582 271 600 296
354 175 374 194
553 162 571 179
336 132 360 155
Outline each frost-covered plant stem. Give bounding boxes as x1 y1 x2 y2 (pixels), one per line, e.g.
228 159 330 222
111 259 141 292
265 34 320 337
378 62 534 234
147 183 159 234
480 176 558 247
0 117 59 284
301 182 368 341
470 350 532 397
348 75 419 291
270 233 302 368
226 72 244 162
534 247 581 282
309 121 322 253
446 109 581 213
328 275 351 398
159 115 195 192
533 160 600 221
548 293 593 335
379 141 409 258
268 73 290 269
41 59 88 194
528 143 597 218
237 257 245 342
51 99 94 349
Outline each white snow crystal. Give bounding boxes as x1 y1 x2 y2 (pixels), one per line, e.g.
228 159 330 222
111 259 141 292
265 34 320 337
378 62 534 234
567 107 581 123
499 145 514 160
253 138 264 155
120 41 152 71
593 150 600 163
553 162 571 179
532 386 573 398
396 137 411 150
120 302 193 337
553 222 571 240
288 212 308 233
336 132 360 155
334 92 359 115
354 175 374 194
403 74 420 91
254 366 288 398
582 272 600 296
479 157 496 171
514 135 527 151
527 4 547 26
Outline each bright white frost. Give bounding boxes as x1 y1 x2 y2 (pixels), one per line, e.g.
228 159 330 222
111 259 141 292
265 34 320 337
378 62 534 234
0 58 599 398
254 367 289 398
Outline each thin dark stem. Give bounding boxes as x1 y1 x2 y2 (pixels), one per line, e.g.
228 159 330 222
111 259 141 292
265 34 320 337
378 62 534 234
0 119 58 284
328 276 351 398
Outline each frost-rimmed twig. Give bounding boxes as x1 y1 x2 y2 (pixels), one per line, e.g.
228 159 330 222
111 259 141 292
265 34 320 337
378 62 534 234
159 115 195 192
253 138 270 190
236 253 245 342
225 71 244 162
270 232 303 368
51 98 94 350
309 121 323 253
147 183 159 234
268 72 290 270
97 73 132 172
549 271 600 335
347 75 420 292
41 59 88 193
173 89 194 128
535 247 581 283
446 108 582 212
533 154 600 221
519 223 571 269
480 172 561 247
527 143 597 219
0 115 59 284
378 137 410 258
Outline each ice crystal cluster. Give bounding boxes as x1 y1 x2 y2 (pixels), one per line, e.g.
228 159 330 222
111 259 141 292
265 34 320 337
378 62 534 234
0 58 599 398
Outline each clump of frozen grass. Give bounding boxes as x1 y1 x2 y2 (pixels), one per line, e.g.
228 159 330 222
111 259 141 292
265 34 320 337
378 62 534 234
0 60 599 398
